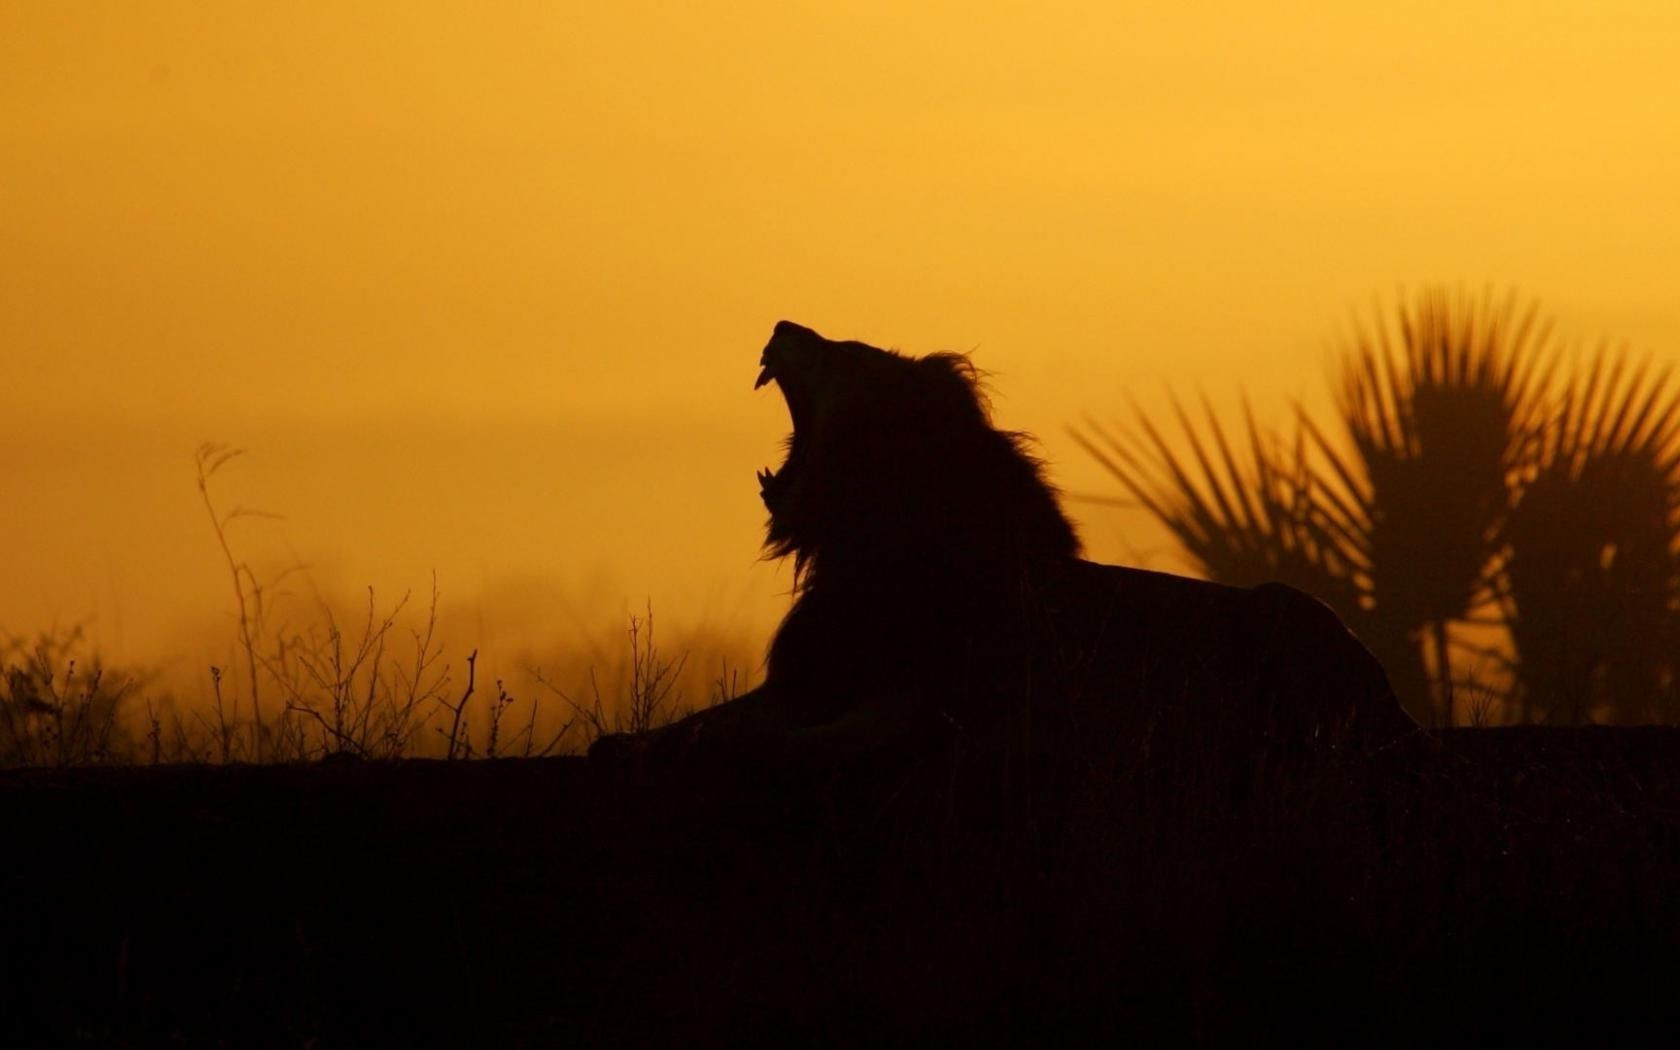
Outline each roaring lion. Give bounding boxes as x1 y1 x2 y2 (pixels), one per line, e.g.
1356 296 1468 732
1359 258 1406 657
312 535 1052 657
592 322 1415 768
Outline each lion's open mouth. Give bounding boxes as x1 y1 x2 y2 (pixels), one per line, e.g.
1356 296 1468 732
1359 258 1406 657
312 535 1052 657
755 348 807 507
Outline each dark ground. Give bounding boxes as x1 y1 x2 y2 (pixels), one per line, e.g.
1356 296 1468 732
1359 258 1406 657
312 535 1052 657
4 728 1680 1047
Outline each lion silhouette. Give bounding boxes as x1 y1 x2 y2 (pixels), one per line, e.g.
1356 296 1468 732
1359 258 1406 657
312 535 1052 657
591 322 1415 768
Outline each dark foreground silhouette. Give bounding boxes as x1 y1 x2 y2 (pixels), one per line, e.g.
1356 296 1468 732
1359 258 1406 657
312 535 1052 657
5 729 1680 1045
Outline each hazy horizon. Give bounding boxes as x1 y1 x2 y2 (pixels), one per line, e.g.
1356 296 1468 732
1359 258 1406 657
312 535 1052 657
5 2 1677 695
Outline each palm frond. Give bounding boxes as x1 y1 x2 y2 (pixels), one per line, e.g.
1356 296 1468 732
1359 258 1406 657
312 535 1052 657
1071 398 1363 626
1327 288 1555 635
1501 346 1680 723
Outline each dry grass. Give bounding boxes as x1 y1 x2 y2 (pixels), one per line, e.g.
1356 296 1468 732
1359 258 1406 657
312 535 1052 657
1 450 744 769
0 627 141 767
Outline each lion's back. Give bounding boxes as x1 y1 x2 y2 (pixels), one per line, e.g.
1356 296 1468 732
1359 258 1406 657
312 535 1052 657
1044 560 1412 757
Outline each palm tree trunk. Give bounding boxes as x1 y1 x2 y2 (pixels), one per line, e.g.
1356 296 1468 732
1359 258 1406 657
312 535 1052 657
1433 620 1453 727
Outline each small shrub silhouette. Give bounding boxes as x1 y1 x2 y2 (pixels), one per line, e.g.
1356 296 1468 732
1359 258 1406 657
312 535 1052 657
0 627 139 766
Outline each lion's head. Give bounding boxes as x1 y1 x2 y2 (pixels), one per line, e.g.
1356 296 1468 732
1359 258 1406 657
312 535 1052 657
754 321 1080 592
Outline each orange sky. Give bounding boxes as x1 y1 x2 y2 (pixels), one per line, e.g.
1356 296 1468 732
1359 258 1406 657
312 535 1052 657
3 3 1677 693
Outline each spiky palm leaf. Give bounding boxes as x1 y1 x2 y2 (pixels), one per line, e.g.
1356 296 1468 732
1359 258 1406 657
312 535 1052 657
1307 288 1555 629
1500 349 1680 723
1072 396 1364 627
1297 288 1556 723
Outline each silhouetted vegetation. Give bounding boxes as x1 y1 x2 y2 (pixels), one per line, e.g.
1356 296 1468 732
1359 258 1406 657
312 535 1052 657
1078 287 1680 726
0 627 139 767
0 608 714 769
0 451 743 770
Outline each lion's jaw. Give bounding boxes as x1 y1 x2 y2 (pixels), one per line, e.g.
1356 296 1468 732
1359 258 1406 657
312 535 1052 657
753 320 895 521
753 321 818 514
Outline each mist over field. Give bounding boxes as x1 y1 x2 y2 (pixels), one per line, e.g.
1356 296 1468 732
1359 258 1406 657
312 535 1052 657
0 413 781 717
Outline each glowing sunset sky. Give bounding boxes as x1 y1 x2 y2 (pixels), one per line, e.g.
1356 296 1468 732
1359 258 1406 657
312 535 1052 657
3 2 1676 682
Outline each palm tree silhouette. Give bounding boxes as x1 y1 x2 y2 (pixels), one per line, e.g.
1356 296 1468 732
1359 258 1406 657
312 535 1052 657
1078 287 1680 726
